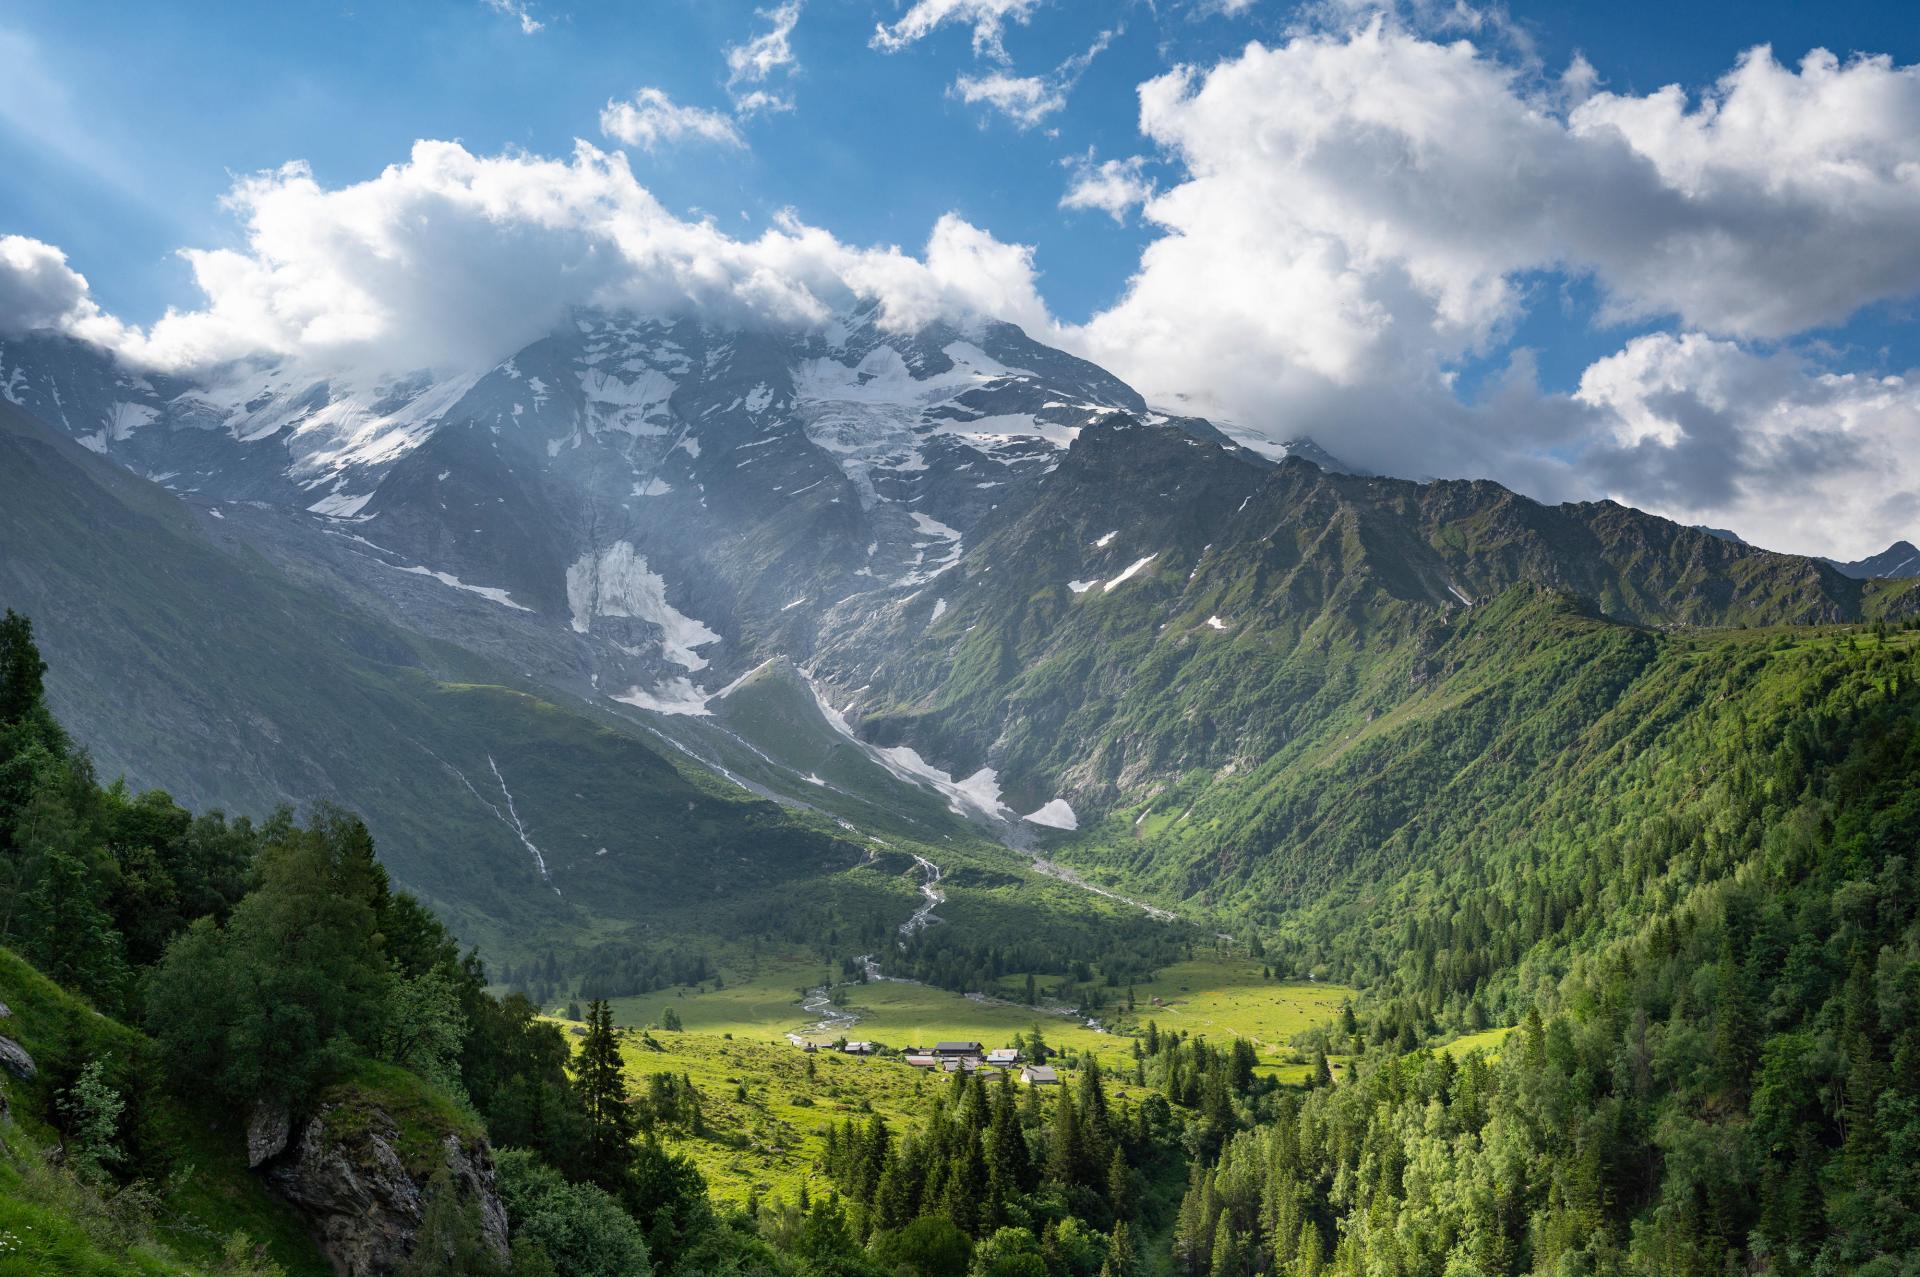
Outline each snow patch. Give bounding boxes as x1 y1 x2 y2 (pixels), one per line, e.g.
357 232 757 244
612 678 713 717
387 563 532 612
1093 530 1118 548
1068 580 1095 594
566 541 721 670
1023 799 1078 831
798 670 1011 821
1104 554 1157 591
308 490 373 518
105 401 158 441
1205 615 1229 631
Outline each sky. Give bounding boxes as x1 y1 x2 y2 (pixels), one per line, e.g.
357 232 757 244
2 0 1918 559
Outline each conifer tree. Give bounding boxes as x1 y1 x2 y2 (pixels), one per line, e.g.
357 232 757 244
576 999 637 1192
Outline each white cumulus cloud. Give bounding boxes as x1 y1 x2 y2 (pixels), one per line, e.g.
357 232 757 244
871 0 1042 60
952 72 1063 127
1059 153 1153 222
483 0 544 36
726 1 803 114
1062 19 1920 553
1575 334 1920 560
600 88 745 151
950 25 1117 129
9 142 1050 381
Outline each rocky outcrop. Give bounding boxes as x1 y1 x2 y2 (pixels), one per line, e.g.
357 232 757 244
247 1101 291 1169
263 1095 507 1276
0 1036 35 1081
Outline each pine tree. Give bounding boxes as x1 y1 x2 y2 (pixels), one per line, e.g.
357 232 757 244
576 999 637 1192
0 611 47 725
1046 1086 1082 1188
1108 1219 1140 1277
990 1072 1035 1195
1711 946 1757 1104
403 1168 506 1276
1209 1213 1241 1277
1106 1145 1132 1219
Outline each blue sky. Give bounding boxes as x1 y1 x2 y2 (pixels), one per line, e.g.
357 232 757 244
6 0 1907 334
3 1 1919 557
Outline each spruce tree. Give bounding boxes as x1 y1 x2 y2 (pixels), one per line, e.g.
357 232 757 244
576 999 637 1192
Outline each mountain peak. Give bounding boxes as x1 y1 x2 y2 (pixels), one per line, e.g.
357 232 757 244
1276 436 1367 475
1829 539 1920 579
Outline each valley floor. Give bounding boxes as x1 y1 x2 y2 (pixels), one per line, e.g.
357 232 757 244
583 950 1354 1206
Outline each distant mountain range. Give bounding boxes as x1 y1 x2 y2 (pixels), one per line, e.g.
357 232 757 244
4 310 1918 944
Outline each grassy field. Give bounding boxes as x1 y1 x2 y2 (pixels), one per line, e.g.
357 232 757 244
1070 958 1354 1059
605 954 1132 1065
1440 1025 1516 1058
605 1027 1170 1209
603 951 1349 1073
605 949 838 1041
575 952 1356 1206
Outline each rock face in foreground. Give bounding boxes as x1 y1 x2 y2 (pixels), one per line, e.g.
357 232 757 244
262 1078 508 1276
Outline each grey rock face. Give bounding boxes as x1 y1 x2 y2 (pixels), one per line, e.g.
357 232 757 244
246 1100 291 1169
0 1036 36 1081
264 1102 508 1276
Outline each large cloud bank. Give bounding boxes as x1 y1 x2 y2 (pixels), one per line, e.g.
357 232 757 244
0 140 1047 375
1069 21 1920 558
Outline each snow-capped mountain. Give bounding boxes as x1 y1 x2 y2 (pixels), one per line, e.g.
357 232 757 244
1 306 1235 718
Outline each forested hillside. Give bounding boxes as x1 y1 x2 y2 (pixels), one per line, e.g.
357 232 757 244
1169 621 1920 1273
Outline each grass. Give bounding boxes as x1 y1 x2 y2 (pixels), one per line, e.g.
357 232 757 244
1079 957 1355 1062
606 951 838 1040
319 1060 487 1178
602 1027 1165 1209
0 947 329 1277
1440 1025 1516 1059
603 953 1322 1073
575 953 1355 1207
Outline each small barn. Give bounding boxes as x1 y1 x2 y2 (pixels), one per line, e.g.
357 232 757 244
1020 1065 1060 1086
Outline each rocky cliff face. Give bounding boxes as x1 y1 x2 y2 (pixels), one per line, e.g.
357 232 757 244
262 1093 508 1276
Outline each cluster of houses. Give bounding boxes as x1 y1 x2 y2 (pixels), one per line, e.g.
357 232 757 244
827 1038 1060 1085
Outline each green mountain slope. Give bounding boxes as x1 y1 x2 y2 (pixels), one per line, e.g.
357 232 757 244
0 945 330 1276
1168 620 1920 1274
809 419 1918 860
0 401 886 963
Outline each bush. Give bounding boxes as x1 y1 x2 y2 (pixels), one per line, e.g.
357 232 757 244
495 1148 650 1277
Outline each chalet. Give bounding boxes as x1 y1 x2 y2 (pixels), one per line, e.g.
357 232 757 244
841 1041 875 1055
934 1041 983 1058
1020 1065 1060 1086
985 1048 1020 1066
903 1054 941 1069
